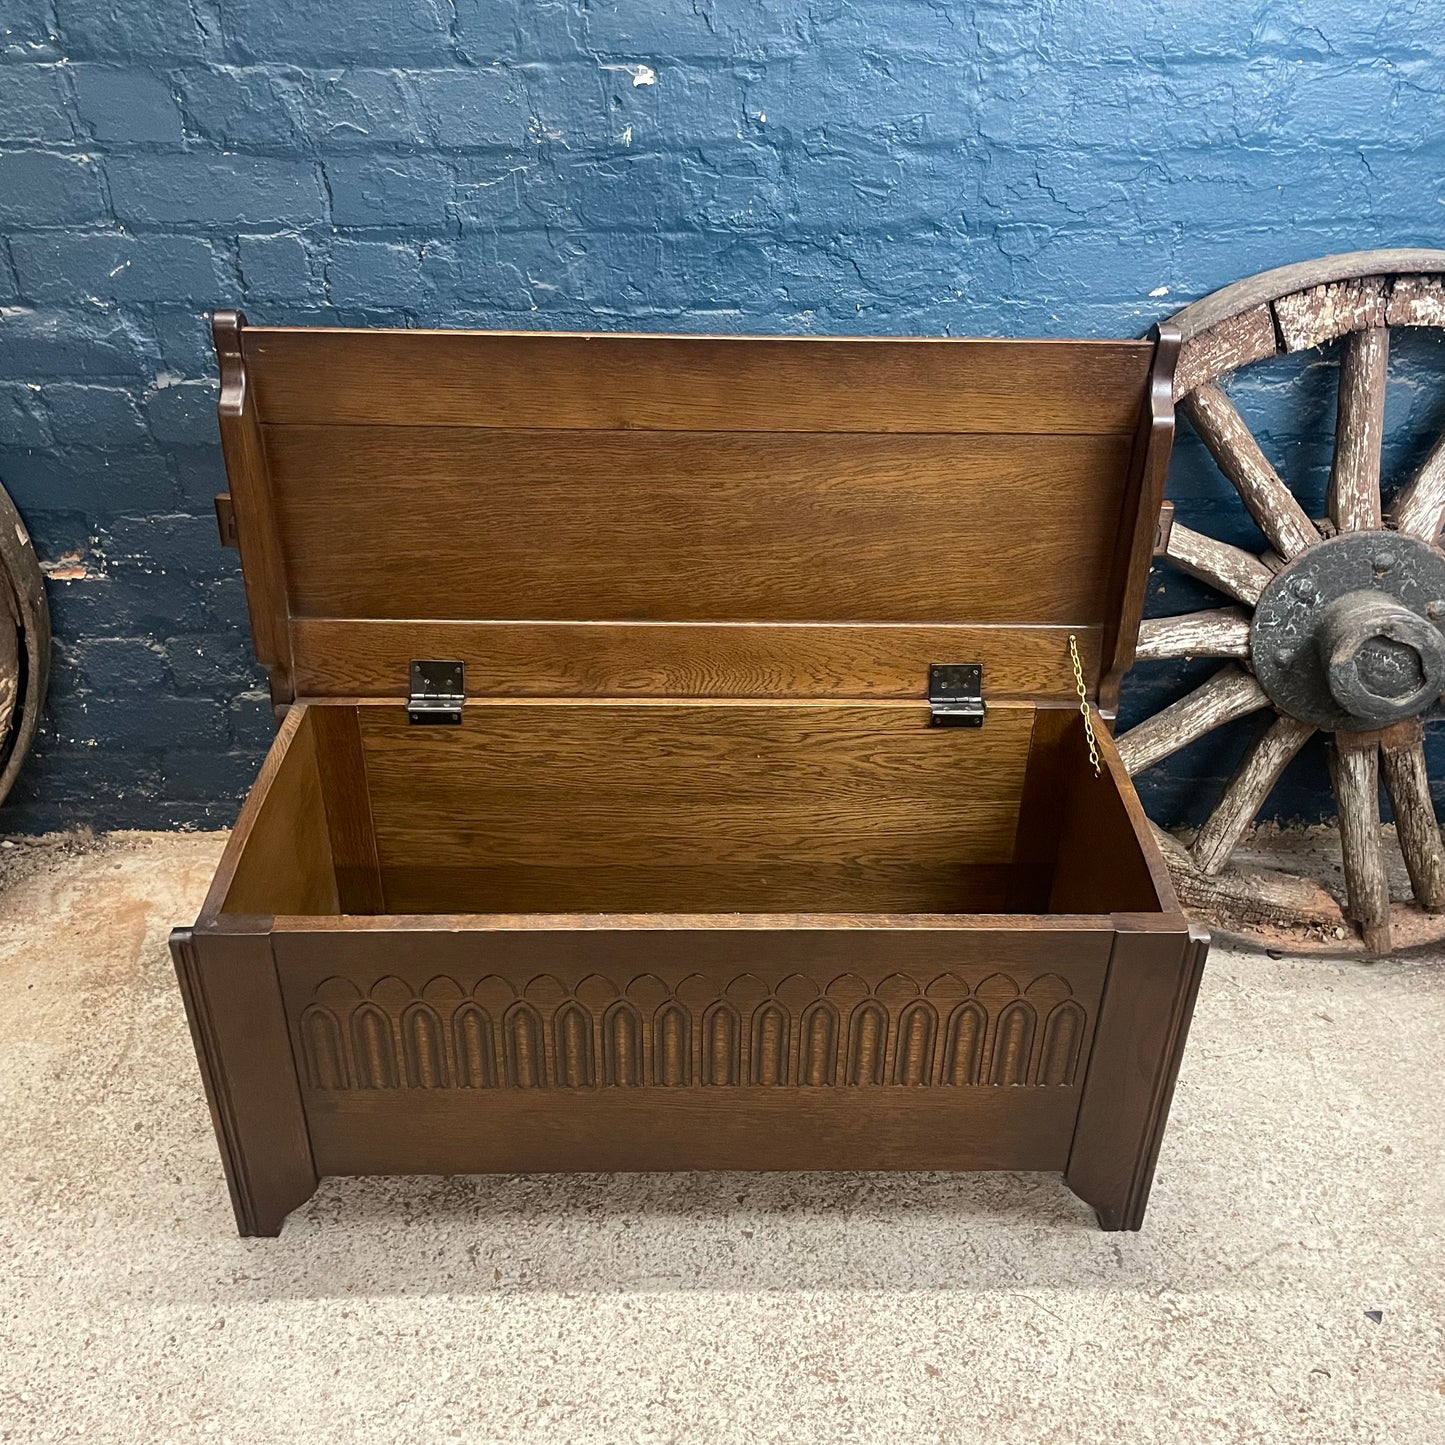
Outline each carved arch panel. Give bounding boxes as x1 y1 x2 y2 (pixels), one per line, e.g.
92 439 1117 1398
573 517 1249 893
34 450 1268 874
296 966 1093 1094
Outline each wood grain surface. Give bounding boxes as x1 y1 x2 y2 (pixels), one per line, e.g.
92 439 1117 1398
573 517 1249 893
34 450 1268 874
1388 273 1445 327
264 426 1133 625
1006 708 1169 915
1390 432 1445 542
1097 322 1180 714
1162 522 1275 606
1066 923 1206 1230
309 705 385 913
359 700 1035 914
274 919 1113 1178
215 708 338 917
1173 303 1277 399
1275 276 1388 353
1114 664 1270 775
1049 729 1168 915
210 700 1177 922
1181 381 1319 557
1379 719 1445 912
304 1087 1081 1176
1190 713 1315 876
246 329 1152 433
1134 607 1251 661
171 926 318 1236
216 323 1166 703
289 619 1103 703
1329 326 1388 531
214 313 292 694
180 321 1203 1238
1329 735 1391 954
1167 250 1445 345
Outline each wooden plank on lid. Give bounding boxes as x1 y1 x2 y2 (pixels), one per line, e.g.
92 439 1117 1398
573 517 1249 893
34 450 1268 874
246 328 1153 434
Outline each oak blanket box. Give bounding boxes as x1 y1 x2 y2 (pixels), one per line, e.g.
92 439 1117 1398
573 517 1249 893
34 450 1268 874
171 312 1207 1236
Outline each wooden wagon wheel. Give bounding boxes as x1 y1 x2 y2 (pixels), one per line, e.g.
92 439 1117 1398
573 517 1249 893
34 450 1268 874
1119 249 1445 956
0 480 50 809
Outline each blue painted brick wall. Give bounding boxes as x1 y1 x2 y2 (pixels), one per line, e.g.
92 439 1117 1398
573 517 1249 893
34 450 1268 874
0 0 1443 832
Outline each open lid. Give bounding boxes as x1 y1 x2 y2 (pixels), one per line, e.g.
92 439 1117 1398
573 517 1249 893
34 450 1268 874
213 315 1177 711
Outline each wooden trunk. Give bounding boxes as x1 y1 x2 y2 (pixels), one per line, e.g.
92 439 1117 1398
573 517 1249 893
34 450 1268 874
173 316 1206 1235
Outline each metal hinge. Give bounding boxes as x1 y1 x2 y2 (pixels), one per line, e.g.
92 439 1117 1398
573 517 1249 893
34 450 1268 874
928 663 986 727
408 660 465 725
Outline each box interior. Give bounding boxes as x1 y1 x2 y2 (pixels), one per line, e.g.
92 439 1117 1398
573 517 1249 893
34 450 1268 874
210 700 1166 920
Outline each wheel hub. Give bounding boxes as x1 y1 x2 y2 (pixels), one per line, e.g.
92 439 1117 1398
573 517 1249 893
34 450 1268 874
1251 530 1445 730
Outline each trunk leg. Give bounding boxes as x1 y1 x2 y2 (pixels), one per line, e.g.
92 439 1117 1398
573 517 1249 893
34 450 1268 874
1065 926 1208 1231
171 926 318 1237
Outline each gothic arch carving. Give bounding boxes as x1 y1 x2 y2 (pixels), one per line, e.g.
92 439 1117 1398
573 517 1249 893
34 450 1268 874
943 1001 986 1086
300 1005 347 1090
553 1001 595 1088
701 1002 741 1086
750 1001 791 1085
989 1001 1037 1086
351 1003 398 1089
401 1002 448 1088
798 1000 839 1086
1038 1000 1086 1086
603 1001 644 1086
892 1000 938 1086
453 1003 497 1088
503 1002 545 1088
846 1000 889 1085
653 1002 692 1087
299 968 1089 1093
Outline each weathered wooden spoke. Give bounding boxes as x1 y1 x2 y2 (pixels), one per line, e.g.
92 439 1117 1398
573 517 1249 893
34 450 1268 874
1181 382 1319 557
1190 714 1315 876
1390 431 1445 542
1156 821 1352 941
1380 721 1445 911
1126 249 1445 955
1115 665 1269 775
1162 522 1274 606
1329 326 1388 531
1329 736 1391 954
1135 607 1251 662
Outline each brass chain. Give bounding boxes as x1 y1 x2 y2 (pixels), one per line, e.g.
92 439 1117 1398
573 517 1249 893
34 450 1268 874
1068 635 1102 779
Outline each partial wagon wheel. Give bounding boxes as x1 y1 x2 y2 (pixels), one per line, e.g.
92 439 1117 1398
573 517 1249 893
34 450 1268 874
1119 249 1445 956
0 480 49 809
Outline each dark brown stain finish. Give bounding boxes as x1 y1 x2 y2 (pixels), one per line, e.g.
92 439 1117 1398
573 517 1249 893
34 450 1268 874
173 318 1206 1237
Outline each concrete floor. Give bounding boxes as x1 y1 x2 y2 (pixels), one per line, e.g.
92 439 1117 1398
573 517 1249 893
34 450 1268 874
0 833 1441 1444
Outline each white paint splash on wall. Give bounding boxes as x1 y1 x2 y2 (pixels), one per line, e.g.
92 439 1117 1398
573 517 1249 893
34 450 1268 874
602 62 657 86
